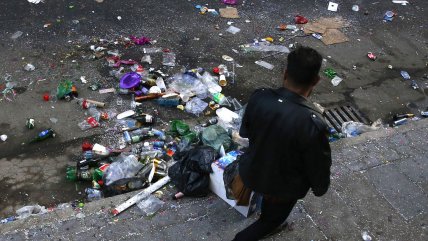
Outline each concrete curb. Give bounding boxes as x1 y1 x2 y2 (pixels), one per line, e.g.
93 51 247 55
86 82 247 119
1 118 427 234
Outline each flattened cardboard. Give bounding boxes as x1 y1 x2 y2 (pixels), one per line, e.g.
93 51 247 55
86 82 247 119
219 7 240 19
321 29 349 45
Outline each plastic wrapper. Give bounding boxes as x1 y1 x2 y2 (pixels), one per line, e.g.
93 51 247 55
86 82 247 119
201 125 233 152
240 42 290 53
16 205 47 219
162 52 176 67
226 26 241 34
223 0 237 5
103 155 144 186
185 97 208 116
169 146 217 196
137 195 165 216
168 73 208 98
130 35 151 45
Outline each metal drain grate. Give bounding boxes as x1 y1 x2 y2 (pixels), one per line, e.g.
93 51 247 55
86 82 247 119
323 105 369 133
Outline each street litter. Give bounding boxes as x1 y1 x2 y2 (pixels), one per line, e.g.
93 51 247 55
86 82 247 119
11 31 23 40
304 17 349 45
400 70 410 80
16 205 47 220
0 134 7 142
384 11 395 22
28 0 44 4
327 2 339 12
341 119 383 137
392 0 409 6
331 76 343 86
137 195 164 216
219 7 240 18
367 52 377 60
226 26 241 34
24 63 35 71
362 231 373 241
255 60 274 70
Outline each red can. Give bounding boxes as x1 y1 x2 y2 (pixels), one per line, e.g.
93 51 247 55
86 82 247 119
82 140 93 152
43 93 50 101
295 15 308 24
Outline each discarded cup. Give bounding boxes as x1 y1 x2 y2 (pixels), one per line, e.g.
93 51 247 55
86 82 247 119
352 5 359 12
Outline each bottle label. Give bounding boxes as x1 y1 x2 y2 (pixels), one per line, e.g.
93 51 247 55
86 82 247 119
39 130 49 138
86 117 100 127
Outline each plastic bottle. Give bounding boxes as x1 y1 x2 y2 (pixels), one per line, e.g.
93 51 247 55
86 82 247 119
92 143 111 156
134 114 155 124
211 93 231 106
29 129 56 143
157 97 180 107
156 77 167 92
77 158 103 168
78 117 100 130
66 166 94 181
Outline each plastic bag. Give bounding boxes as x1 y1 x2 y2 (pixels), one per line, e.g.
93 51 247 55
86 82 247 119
201 125 233 151
137 195 164 216
169 146 217 196
56 80 73 99
103 155 144 186
223 157 239 200
16 205 47 219
185 97 208 116
341 119 382 137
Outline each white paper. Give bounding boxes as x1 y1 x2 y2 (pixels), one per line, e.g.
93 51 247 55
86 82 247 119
331 76 343 86
328 2 339 12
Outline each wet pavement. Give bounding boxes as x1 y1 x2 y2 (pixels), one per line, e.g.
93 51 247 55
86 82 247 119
0 0 428 223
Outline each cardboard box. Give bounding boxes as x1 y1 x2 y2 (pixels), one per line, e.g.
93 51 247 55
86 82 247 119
209 163 260 217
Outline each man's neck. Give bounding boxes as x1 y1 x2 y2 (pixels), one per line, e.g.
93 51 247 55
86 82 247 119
283 82 311 98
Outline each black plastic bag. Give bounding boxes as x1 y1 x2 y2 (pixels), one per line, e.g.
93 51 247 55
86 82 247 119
169 146 217 197
223 157 240 200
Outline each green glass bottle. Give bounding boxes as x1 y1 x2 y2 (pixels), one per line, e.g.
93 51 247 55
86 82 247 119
29 129 55 143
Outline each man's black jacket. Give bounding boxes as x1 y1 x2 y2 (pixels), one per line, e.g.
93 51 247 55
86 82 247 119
239 87 332 199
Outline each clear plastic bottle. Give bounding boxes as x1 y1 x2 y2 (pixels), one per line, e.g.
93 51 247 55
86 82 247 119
156 77 167 92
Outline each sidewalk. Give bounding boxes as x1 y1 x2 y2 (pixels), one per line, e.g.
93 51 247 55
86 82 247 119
1 119 427 241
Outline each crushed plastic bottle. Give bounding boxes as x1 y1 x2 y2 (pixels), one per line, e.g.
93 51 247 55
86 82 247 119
78 117 100 131
162 52 176 67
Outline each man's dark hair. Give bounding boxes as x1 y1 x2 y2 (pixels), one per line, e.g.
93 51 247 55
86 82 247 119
286 46 322 87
